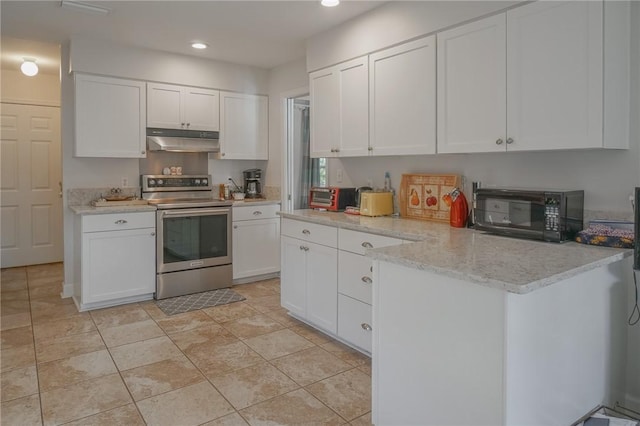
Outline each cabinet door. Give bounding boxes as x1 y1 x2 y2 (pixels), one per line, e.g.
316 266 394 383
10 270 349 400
306 241 338 333
82 227 155 304
147 83 183 129
338 250 372 305
219 92 269 160
437 14 507 154
184 87 220 131
506 1 603 151
280 235 307 317
369 36 436 156
338 294 372 353
75 74 146 158
310 68 339 158
337 57 369 157
233 218 280 280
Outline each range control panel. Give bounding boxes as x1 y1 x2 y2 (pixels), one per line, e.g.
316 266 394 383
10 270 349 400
141 175 212 191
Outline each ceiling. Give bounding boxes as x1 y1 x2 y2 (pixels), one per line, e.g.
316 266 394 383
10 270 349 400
1 0 386 75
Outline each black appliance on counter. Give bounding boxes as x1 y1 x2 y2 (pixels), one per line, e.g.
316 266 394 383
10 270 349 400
243 168 263 199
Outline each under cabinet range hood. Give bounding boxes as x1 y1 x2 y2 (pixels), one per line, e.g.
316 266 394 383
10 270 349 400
147 128 220 153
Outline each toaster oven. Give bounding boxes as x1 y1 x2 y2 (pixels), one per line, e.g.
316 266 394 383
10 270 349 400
309 187 356 211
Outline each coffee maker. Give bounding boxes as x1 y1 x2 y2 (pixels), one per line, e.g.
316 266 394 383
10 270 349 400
243 168 263 199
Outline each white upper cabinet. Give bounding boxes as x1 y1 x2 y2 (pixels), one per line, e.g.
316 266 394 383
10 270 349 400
218 92 269 160
437 14 507 154
74 74 146 158
506 1 604 151
147 82 219 131
310 56 369 158
369 36 436 156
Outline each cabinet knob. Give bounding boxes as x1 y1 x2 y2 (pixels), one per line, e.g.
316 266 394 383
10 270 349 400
233 225 238 229
368 146 373 151
361 242 373 248
361 276 372 284
495 139 504 145
302 229 310 235
253 211 262 216
361 323 372 331
114 219 128 224
221 152 225 157
506 138 514 145
141 150 145 155
181 122 185 127
186 123 190 128
151 232 156 236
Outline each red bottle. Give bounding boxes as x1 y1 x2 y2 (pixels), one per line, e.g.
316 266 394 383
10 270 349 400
449 188 468 228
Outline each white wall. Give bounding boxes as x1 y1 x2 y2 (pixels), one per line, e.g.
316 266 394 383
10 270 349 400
0 69 60 106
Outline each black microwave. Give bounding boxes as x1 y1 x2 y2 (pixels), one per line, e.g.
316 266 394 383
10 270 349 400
474 188 584 242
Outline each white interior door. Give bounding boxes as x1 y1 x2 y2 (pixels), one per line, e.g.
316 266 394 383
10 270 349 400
1 103 62 267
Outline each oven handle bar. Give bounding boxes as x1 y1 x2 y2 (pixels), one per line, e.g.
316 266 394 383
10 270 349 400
159 208 231 218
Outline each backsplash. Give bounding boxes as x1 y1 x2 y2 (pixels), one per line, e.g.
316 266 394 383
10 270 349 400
67 187 141 206
263 185 281 201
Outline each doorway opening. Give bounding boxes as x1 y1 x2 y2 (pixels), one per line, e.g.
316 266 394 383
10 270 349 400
285 95 327 211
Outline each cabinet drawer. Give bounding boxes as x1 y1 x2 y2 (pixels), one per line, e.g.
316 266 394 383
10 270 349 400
281 219 337 247
338 250 372 304
82 211 155 233
233 203 280 221
338 228 403 255
338 294 372 353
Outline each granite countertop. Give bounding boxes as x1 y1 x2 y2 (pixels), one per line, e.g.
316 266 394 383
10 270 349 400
279 210 631 294
70 205 157 215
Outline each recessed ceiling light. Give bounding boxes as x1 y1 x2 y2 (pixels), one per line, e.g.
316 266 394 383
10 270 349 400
321 0 340 7
60 0 110 15
191 42 208 50
21 58 38 77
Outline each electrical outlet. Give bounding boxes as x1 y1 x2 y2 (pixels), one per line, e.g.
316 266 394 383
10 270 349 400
336 169 343 183
121 177 128 187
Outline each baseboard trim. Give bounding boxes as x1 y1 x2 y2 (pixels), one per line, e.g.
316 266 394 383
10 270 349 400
623 394 640 413
233 272 280 285
61 281 74 298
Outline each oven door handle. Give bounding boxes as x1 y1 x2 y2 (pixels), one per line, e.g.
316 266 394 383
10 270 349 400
159 208 231 218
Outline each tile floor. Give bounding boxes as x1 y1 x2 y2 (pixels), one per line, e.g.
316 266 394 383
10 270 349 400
1 263 372 425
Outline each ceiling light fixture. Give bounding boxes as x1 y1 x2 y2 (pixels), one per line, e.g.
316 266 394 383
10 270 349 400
21 58 39 77
191 42 208 50
321 0 340 7
60 0 110 15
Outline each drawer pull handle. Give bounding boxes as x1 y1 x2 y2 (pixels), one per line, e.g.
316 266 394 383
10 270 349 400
361 323 372 331
253 211 262 216
302 229 310 235
370 266 373 273
361 276 372 284
114 219 128 224
361 242 373 248
299 246 309 251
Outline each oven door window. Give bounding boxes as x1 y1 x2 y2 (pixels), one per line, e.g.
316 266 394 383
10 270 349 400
162 213 228 264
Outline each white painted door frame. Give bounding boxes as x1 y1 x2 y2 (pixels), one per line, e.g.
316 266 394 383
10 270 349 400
280 86 309 213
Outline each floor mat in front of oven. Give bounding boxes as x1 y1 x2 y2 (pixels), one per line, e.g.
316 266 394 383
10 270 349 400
155 288 245 316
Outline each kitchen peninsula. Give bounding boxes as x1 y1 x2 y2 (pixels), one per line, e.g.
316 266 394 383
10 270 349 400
278 210 633 426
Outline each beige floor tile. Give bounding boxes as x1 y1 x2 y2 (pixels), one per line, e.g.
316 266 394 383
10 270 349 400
169 323 237 352
1 325 34 349
232 281 279 299
99 319 165 348
244 329 315 360
290 323 333 345
1 344 36 372
30 299 81 324
37 349 117 391
209 361 298 409
62 403 145 426
155 310 216 334
264 309 305 327
244 295 281 313
121 355 204 401
203 301 259 323
109 336 182 371
136 381 234 426
357 359 372 376
0 288 29 301
26 262 63 277
320 341 370 367
90 304 150 330
239 388 344 425
222 314 284 339
1 280 28 293
35 330 105 364
1 299 31 316
271 346 352 386
0 312 32 331
28 285 62 300
40 373 132 426
350 411 372 426
0 393 42 426
305 369 371 421
32 314 96 341
185 340 263 377
27 276 63 290
201 412 250 426
1 365 38 402
1 267 27 282
140 302 169 320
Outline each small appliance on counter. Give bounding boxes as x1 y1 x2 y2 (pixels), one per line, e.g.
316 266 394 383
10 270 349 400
309 187 355 211
243 168 263 199
474 187 584 242
360 191 394 217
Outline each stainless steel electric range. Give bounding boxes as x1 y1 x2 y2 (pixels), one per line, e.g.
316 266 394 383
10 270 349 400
141 174 233 300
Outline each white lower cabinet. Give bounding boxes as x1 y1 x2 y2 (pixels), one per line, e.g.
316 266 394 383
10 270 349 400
338 294 373 353
232 204 280 281
76 211 155 310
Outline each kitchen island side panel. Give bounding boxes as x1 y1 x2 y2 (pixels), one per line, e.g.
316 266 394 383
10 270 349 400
504 257 631 426
372 261 506 426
